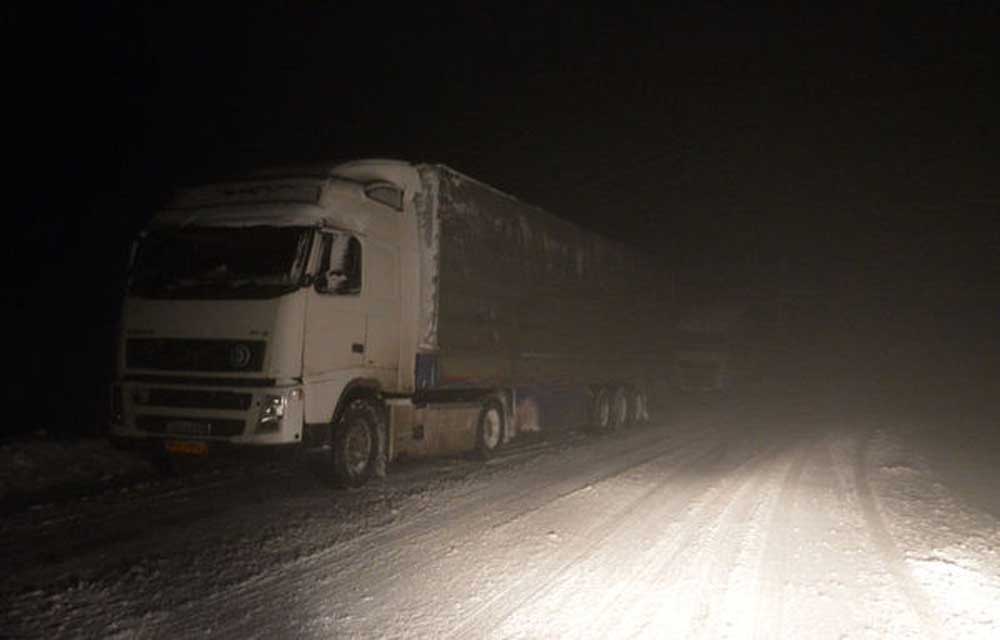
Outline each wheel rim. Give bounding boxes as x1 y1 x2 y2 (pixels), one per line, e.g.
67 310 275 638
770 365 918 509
344 420 372 475
482 407 502 450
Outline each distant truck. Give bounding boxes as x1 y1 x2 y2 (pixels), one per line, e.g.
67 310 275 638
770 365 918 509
111 160 674 485
673 301 743 393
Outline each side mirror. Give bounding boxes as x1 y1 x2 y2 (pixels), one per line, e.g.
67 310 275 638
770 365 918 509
314 234 361 295
316 271 350 294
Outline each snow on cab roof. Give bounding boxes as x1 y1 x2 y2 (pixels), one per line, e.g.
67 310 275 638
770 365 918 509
154 159 420 227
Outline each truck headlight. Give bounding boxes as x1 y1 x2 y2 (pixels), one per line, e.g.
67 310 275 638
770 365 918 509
257 394 287 433
256 390 302 434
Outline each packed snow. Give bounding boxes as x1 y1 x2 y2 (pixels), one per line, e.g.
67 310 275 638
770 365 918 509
2 386 998 639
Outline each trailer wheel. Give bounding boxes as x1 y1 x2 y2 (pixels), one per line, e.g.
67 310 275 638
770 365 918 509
476 400 505 459
627 386 648 426
591 386 612 430
332 399 381 487
610 385 630 430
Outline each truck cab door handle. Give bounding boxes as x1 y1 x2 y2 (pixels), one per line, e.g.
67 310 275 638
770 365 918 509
352 343 365 354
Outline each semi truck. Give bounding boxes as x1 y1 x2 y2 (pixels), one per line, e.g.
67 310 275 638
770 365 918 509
111 159 674 486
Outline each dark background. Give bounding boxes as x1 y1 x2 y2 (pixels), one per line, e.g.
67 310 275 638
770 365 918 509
6 3 999 437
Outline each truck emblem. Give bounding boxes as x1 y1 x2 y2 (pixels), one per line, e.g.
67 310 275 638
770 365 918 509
228 344 252 369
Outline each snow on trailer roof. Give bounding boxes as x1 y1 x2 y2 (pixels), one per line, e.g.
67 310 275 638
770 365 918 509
336 159 577 228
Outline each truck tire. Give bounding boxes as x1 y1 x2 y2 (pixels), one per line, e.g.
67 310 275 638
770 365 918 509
610 385 630 430
591 386 612 431
476 400 505 459
332 399 381 487
627 386 648 426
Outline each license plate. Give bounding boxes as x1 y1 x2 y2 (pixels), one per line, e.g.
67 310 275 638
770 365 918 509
166 419 211 436
165 440 209 456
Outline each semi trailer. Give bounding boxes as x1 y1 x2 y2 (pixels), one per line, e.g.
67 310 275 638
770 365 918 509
111 159 674 485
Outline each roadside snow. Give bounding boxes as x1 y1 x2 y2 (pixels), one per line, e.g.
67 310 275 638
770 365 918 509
867 428 1000 639
0 433 154 504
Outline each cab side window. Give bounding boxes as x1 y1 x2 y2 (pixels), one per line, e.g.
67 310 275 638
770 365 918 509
317 233 362 295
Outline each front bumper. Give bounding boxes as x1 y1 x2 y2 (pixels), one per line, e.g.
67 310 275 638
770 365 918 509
110 378 305 445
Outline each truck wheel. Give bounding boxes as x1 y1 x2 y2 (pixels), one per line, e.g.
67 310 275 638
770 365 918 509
610 385 630 430
627 386 648 426
591 386 612 430
476 400 505 459
332 399 381 487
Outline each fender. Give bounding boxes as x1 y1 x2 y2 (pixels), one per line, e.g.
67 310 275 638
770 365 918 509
302 376 382 447
331 378 383 426
331 378 388 478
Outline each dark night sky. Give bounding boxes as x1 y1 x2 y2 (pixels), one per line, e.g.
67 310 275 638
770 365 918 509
7 3 1000 434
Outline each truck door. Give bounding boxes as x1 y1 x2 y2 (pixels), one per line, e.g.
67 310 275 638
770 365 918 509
303 231 366 376
363 239 400 377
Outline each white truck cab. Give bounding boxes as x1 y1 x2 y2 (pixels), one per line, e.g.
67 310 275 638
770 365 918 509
112 160 430 484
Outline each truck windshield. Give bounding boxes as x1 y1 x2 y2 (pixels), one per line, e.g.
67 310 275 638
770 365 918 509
129 226 313 299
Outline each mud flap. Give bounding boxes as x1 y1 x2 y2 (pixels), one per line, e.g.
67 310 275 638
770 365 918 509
373 408 388 478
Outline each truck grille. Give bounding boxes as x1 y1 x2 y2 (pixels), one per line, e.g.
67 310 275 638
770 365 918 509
138 388 253 411
126 338 266 372
136 415 246 438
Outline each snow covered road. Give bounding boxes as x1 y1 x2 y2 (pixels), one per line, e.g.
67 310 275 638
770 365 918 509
3 395 999 639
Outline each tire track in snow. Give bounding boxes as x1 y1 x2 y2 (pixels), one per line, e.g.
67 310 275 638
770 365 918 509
683 441 808 639
751 435 818 640
3 433 583 580
2 435 587 637
1 464 298 583
441 441 735 640
445 437 789 639
853 430 944 639
484 431 589 465
581 442 792 639
609 439 797 640
160 425 716 638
